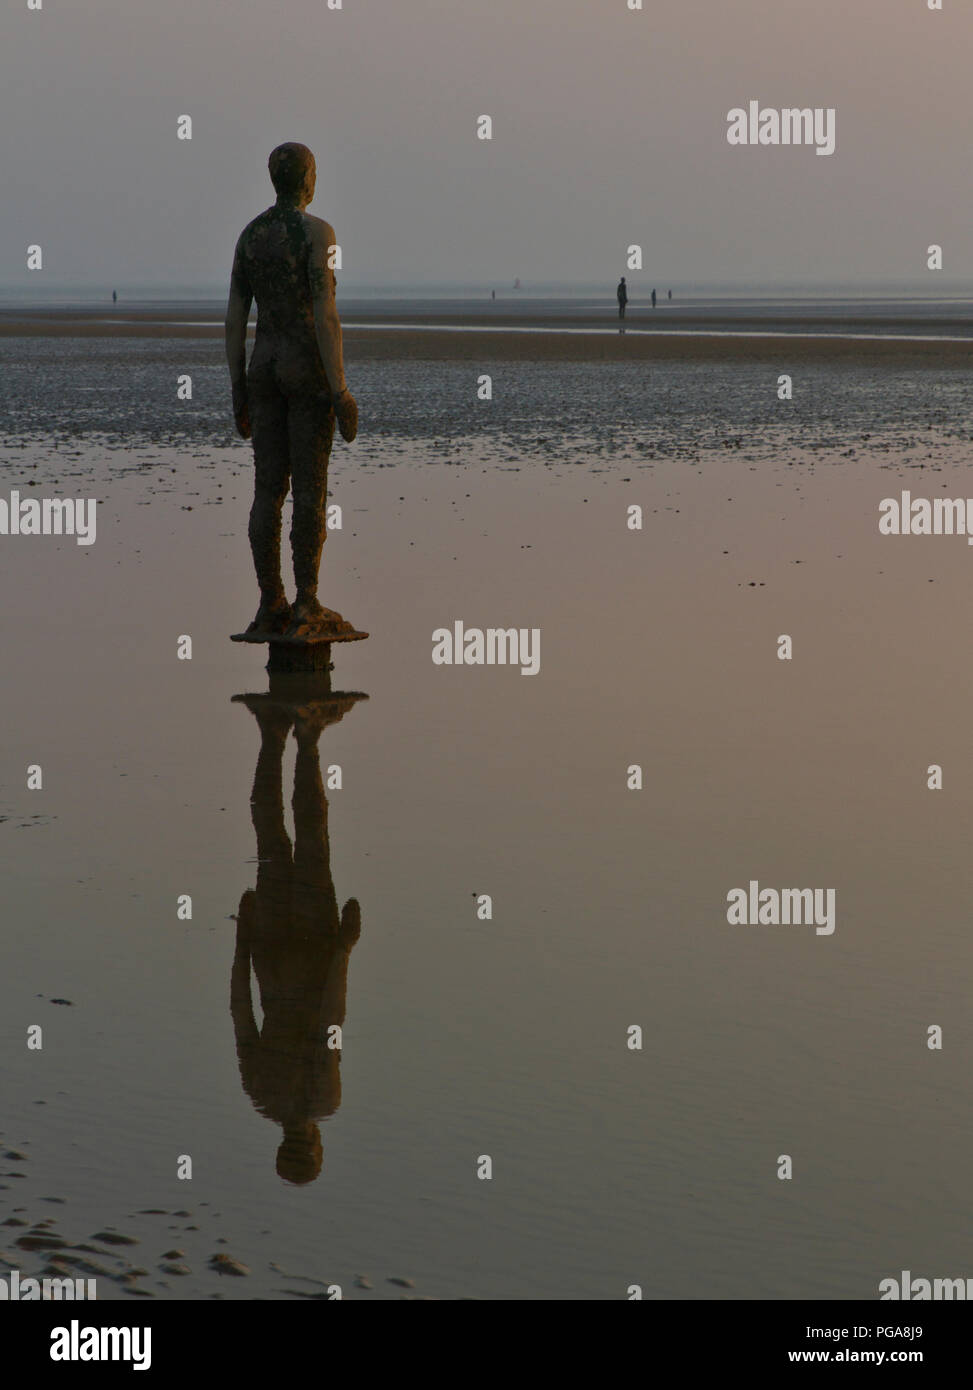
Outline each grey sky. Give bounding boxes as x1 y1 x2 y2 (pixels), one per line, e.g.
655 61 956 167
1 0 970 288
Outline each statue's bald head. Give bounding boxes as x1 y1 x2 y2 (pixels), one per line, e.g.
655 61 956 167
276 1123 323 1185
268 143 316 207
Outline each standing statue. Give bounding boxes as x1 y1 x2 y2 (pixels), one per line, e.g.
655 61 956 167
225 142 361 643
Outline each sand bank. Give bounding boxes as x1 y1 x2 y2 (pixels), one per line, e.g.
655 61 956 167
1 306 971 367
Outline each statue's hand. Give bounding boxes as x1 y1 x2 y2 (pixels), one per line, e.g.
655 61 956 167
232 383 251 439
339 897 361 949
334 389 358 443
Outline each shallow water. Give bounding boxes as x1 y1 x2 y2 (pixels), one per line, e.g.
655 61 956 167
2 352 973 1299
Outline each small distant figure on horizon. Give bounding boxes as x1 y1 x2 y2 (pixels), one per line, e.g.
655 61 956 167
617 276 627 320
651 288 657 309
668 289 672 300
112 290 117 304
513 277 521 290
491 290 495 300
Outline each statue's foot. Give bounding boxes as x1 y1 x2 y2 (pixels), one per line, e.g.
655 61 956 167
293 703 329 744
231 694 294 745
245 598 292 639
252 702 295 743
285 600 357 641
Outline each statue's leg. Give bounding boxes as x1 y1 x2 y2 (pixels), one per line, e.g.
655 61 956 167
286 389 337 632
291 713 339 933
249 706 293 872
246 380 292 632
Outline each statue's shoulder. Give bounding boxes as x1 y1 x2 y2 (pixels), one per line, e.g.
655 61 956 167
237 207 277 248
303 212 334 241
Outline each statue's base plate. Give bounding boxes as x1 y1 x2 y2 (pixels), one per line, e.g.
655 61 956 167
231 626 368 675
232 689 368 724
230 630 368 646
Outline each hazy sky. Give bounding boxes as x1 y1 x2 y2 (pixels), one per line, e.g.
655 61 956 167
1 0 970 288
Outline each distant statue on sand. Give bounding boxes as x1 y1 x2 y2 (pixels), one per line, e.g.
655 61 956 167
225 142 360 643
617 276 627 320
112 290 117 304
651 288 657 309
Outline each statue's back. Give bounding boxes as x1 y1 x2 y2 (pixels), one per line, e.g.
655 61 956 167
239 206 319 351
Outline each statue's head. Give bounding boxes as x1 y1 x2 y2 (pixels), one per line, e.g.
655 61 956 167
268 143 317 210
276 1122 323 1184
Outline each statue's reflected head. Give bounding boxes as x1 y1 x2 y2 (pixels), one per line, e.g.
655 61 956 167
268 142 317 208
277 1122 324 1185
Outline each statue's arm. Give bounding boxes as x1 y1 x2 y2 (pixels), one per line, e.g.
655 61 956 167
224 237 253 437
309 221 348 397
230 898 259 1052
318 902 360 1048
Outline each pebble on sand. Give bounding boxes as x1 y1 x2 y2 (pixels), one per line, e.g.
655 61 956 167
15 1233 70 1251
47 1253 118 1280
209 1254 250 1277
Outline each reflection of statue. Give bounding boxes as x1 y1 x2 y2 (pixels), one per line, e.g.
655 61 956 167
225 142 361 645
230 673 366 1184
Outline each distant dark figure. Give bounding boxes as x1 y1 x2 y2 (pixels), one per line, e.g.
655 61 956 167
617 276 628 320
231 685 365 1185
112 290 117 304
668 290 672 301
651 288 657 309
491 290 495 300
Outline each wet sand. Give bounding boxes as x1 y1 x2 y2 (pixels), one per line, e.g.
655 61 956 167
2 330 973 1300
2 303 972 368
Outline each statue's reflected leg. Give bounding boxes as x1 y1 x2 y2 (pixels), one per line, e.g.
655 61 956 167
249 700 294 874
291 701 339 929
